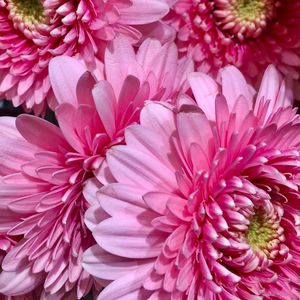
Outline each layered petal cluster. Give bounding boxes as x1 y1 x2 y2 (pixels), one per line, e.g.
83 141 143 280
165 0 300 93
0 0 169 113
0 235 14 266
0 235 43 300
0 38 191 298
83 65 300 299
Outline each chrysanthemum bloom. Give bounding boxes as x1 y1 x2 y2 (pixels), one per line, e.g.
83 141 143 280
0 37 192 298
165 0 300 93
0 0 170 114
83 65 300 299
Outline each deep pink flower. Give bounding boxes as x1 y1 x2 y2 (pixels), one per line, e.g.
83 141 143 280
0 37 191 298
83 65 300 299
165 0 300 94
0 0 170 114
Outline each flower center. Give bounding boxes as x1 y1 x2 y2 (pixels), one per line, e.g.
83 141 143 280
246 206 283 256
8 0 45 28
235 0 270 20
214 0 281 41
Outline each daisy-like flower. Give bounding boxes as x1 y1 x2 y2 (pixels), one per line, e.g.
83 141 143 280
165 0 300 93
0 37 192 298
83 65 300 299
0 0 169 114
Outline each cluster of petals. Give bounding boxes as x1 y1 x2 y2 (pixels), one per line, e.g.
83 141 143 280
0 37 191 298
0 0 170 113
83 65 300 299
0 235 13 266
165 0 300 94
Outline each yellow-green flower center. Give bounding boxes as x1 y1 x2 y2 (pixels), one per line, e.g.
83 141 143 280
9 0 45 25
214 0 280 41
235 0 270 22
246 210 276 252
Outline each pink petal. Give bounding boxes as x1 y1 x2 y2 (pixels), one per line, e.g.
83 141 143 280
105 37 143 97
92 81 117 139
0 262 43 296
220 66 253 112
107 145 176 191
55 103 85 153
118 0 169 25
49 56 86 107
76 71 97 106
83 245 153 280
98 264 153 300
16 115 70 152
94 217 165 259
188 72 218 121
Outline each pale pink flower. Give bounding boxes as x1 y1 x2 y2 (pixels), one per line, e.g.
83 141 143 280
0 37 191 298
0 0 170 114
165 0 300 95
83 65 300 299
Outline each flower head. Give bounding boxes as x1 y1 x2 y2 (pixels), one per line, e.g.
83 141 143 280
83 65 300 299
0 37 191 298
0 0 169 113
165 0 300 93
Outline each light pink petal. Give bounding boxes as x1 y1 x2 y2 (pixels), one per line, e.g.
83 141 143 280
55 103 85 153
0 262 43 296
125 124 177 171
105 37 144 97
92 81 117 139
0 138 36 175
220 66 253 112
99 194 150 220
83 177 103 206
118 0 169 25
143 191 175 215
188 72 218 121
140 102 176 142
174 58 194 95
85 206 109 232
83 245 154 280
137 40 177 84
49 56 87 107
94 217 165 259
0 117 21 138
107 145 177 192
135 22 176 44
99 183 148 216
98 264 153 300
137 39 164 69
176 109 213 163
255 65 292 121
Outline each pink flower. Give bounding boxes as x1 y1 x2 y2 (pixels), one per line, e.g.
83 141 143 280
0 37 191 298
165 0 300 95
0 0 170 114
83 65 300 299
